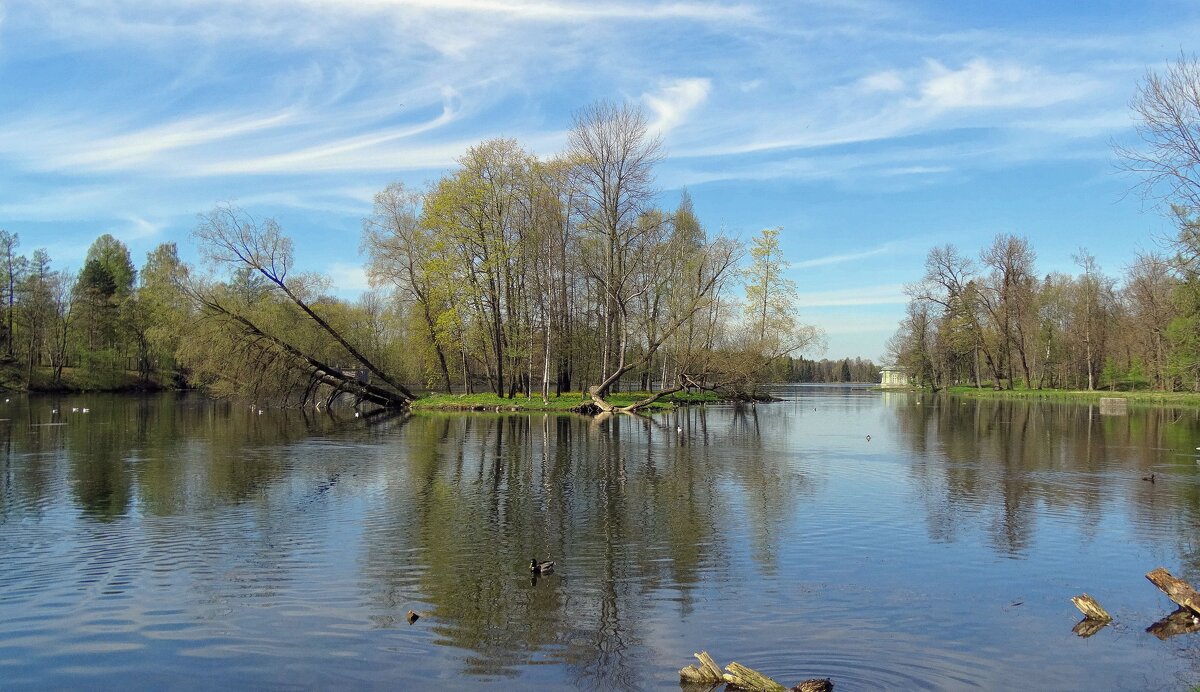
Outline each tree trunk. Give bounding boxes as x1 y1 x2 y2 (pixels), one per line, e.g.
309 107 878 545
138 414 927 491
1146 567 1200 615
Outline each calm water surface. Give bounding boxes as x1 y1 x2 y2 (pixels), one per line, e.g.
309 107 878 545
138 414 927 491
2 387 1200 690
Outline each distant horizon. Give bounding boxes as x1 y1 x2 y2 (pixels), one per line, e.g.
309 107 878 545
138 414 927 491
2 1 1197 360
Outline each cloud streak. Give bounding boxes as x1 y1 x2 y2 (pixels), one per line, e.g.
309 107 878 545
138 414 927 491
793 242 901 269
793 285 908 308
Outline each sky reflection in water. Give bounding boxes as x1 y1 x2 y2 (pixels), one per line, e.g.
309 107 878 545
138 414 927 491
1 387 1199 690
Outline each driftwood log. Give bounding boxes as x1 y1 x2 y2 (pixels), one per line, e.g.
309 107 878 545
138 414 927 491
1146 567 1200 616
679 652 832 692
679 651 724 685
1071 593 1112 621
723 661 788 691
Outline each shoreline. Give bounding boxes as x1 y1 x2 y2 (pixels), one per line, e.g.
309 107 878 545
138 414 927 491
944 386 1200 408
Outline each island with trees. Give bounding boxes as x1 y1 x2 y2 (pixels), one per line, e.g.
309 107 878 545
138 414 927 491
0 102 830 412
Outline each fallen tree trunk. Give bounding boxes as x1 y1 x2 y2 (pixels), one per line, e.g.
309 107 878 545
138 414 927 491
189 288 412 409
1145 567 1200 616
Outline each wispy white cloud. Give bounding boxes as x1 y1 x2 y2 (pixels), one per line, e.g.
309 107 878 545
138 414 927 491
42 111 297 172
643 77 711 137
793 243 901 269
120 216 167 241
914 58 1096 110
192 98 463 175
858 69 905 93
334 0 756 22
793 284 908 308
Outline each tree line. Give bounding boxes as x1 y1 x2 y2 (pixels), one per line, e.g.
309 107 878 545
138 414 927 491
3 102 823 409
890 55 1200 393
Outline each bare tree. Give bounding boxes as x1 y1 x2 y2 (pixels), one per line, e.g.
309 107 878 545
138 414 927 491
1116 54 1200 213
979 234 1038 389
568 101 664 396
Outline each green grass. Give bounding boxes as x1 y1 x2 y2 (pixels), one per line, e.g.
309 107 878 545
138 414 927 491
410 390 719 412
945 385 1200 408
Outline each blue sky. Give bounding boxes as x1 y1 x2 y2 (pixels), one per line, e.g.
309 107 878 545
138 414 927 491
1 1 1197 360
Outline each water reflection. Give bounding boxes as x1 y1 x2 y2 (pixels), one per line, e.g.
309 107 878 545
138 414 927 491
893 396 1200 572
0 392 1198 689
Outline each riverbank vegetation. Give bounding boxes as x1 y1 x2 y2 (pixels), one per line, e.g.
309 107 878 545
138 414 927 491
945 385 1200 408
1 102 824 409
889 55 1200 395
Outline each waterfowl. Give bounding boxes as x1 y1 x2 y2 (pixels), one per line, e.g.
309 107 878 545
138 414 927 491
1142 473 1156 483
530 558 556 574
865 434 871 442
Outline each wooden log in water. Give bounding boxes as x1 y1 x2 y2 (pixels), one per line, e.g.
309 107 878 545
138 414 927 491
722 661 788 691
679 651 724 684
1070 593 1112 621
681 653 833 691
1146 608 1200 640
1145 567 1200 616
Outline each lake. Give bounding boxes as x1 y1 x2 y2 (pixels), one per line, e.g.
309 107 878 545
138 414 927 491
1 386 1199 690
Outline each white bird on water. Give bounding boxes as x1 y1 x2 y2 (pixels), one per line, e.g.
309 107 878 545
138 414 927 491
81 408 89 413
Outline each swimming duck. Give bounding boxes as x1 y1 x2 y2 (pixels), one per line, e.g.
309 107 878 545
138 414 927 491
1142 473 1156 483
530 558 556 574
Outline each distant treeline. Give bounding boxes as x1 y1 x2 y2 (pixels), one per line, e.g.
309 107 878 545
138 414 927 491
889 234 1184 392
776 356 880 383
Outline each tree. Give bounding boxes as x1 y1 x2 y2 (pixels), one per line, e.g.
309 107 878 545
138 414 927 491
741 227 822 379
1116 54 1200 215
139 243 191 382
363 181 455 393
18 249 54 380
0 230 21 358
1122 253 1175 389
47 270 76 384
744 228 791 343
192 204 415 406
979 234 1038 389
568 101 664 396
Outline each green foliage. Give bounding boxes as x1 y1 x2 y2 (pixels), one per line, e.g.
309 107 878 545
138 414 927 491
74 347 125 391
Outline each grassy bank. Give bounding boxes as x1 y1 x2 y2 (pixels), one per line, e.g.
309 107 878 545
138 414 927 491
946 385 1200 407
411 390 719 412
2 361 172 393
